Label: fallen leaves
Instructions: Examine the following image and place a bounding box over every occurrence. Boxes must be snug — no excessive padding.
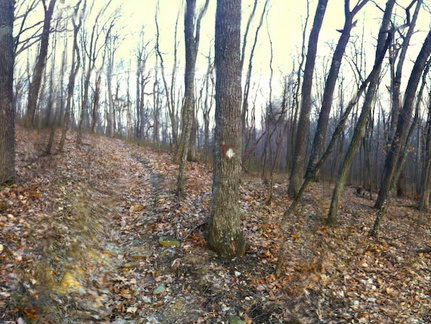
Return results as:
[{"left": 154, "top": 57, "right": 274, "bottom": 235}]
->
[{"left": 2, "top": 127, "right": 431, "bottom": 323}]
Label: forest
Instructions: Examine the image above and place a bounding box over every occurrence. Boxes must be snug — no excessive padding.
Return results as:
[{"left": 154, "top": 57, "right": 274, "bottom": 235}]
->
[{"left": 1, "top": 0, "right": 431, "bottom": 323}]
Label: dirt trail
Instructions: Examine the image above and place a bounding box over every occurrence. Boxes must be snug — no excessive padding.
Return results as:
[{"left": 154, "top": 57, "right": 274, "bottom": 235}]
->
[
  {"left": 2, "top": 133, "right": 234, "bottom": 323},
  {"left": 32, "top": 137, "right": 199, "bottom": 323}
]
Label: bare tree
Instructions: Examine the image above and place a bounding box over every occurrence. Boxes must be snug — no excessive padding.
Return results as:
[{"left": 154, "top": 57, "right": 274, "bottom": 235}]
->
[
  {"left": 105, "top": 31, "right": 120, "bottom": 138},
  {"left": 176, "top": 0, "right": 210, "bottom": 196},
  {"left": 77, "top": 0, "right": 116, "bottom": 143},
  {"left": 420, "top": 78, "right": 431, "bottom": 209},
  {"left": 152, "top": 56, "right": 161, "bottom": 146},
  {"left": 201, "top": 49, "right": 215, "bottom": 160},
  {"left": 135, "top": 29, "right": 151, "bottom": 139},
  {"left": 288, "top": 0, "right": 328, "bottom": 197},
  {"left": 206, "top": 0, "right": 245, "bottom": 259},
  {"left": 327, "top": 0, "right": 396, "bottom": 225},
  {"left": 46, "top": 46, "right": 67, "bottom": 154},
  {"left": 307, "top": 0, "right": 369, "bottom": 177},
  {"left": 0, "top": 0, "right": 15, "bottom": 184},
  {"left": 25, "top": 0, "right": 57, "bottom": 127},
  {"left": 241, "top": 0, "right": 270, "bottom": 143},
  {"left": 91, "top": 72, "right": 102, "bottom": 133},
  {"left": 371, "top": 30, "right": 431, "bottom": 235},
  {"left": 59, "top": 0, "right": 83, "bottom": 151},
  {"left": 275, "top": 32, "right": 392, "bottom": 276},
  {"left": 374, "top": 0, "right": 424, "bottom": 206},
  {"left": 155, "top": 3, "right": 180, "bottom": 148}
]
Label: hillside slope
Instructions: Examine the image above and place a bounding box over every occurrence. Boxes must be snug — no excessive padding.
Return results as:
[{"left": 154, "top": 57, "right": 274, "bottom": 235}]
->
[{"left": 1, "top": 128, "right": 431, "bottom": 323}]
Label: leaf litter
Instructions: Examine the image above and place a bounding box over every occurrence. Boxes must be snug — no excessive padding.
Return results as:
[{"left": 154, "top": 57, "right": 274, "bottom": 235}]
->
[{"left": 1, "top": 127, "right": 431, "bottom": 323}]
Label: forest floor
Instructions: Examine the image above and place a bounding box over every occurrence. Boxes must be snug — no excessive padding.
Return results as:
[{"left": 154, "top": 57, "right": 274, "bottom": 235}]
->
[{"left": 1, "top": 128, "right": 431, "bottom": 323}]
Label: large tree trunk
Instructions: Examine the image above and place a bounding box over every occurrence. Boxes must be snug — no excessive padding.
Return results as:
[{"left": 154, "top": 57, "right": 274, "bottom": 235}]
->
[
  {"left": 206, "top": 0, "right": 245, "bottom": 259},
  {"left": 25, "top": 0, "right": 56, "bottom": 127},
  {"left": 0, "top": 0, "right": 15, "bottom": 184},
  {"left": 288, "top": 0, "right": 328, "bottom": 197}
]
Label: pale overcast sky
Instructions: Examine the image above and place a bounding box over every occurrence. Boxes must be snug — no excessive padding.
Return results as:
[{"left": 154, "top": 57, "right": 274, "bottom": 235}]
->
[{"left": 15, "top": 0, "right": 431, "bottom": 110}]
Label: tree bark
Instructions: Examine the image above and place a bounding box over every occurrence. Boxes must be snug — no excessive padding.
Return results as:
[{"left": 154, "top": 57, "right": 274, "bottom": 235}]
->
[
  {"left": 0, "top": 0, "right": 15, "bottom": 184},
  {"left": 206, "top": 0, "right": 245, "bottom": 259}
]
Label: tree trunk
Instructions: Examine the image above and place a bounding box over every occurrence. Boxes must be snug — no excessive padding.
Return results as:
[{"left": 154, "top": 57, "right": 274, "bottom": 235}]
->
[
  {"left": 0, "top": 0, "right": 15, "bottom": 184},
  {"left": 187, "top": 112, "right": 198, "bottom": 162},
  {"left": 206, "top": 0, "right": 245, "bottom": 259},
  {"left": 59, "top": 2, "right": 82, "bottom": 152},
  {"left": 420, "top": 98, "right": 431, "bottom": 209},
  {"left": 241, "top": 0, "right": 269, "bottom": 149},
  {"left": 106, "top": 52, "right": 115, "bottom": 137},
  {"left": 288, "top": 0, "right": 328, "bottom": 197},
  {"left": 91, "top": 72, "right": 101, "bottom": 133},
  {"left": 176, "top": 0, "right": 209, "bottom": 195},
  {"left": 25, "top": 0, "right": 56, "bottom": 127},
  {"left": 77, "top": 68, "right": 91, "bottom": 144},
  {"left": 155, "top": 5, "right": 179, "bottom": 148}
]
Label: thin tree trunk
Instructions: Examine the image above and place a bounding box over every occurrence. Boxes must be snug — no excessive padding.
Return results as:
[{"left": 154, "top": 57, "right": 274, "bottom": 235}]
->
[
  {"left": 420, "top": 90, "right": 431, "bottom": 209},
  {"left": 59, "top": 2, "right": 82, "bottom": 151},
  {"left": 241, "top": 0, "right": 269, "bottom": 147},
  {"left": 155, "top": 4, "right": 179, "bottom": 148},
  {"left": 288, "top": 0, "right": 328, "bottom": 197},
  {"left": 91, "top": 72, "right": 101, "bottom": 133},
  {"left": 176, "top": 0, "right": 209, "bottom": 196},
  {"left": 25, "top": 0, "right": 56, "bottom": 127}
]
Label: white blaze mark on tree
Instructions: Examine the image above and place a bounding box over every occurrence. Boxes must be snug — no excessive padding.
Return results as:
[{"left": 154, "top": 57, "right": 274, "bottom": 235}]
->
[{"left": 226, "top": 148, "right": 235, "bottom": 159}]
